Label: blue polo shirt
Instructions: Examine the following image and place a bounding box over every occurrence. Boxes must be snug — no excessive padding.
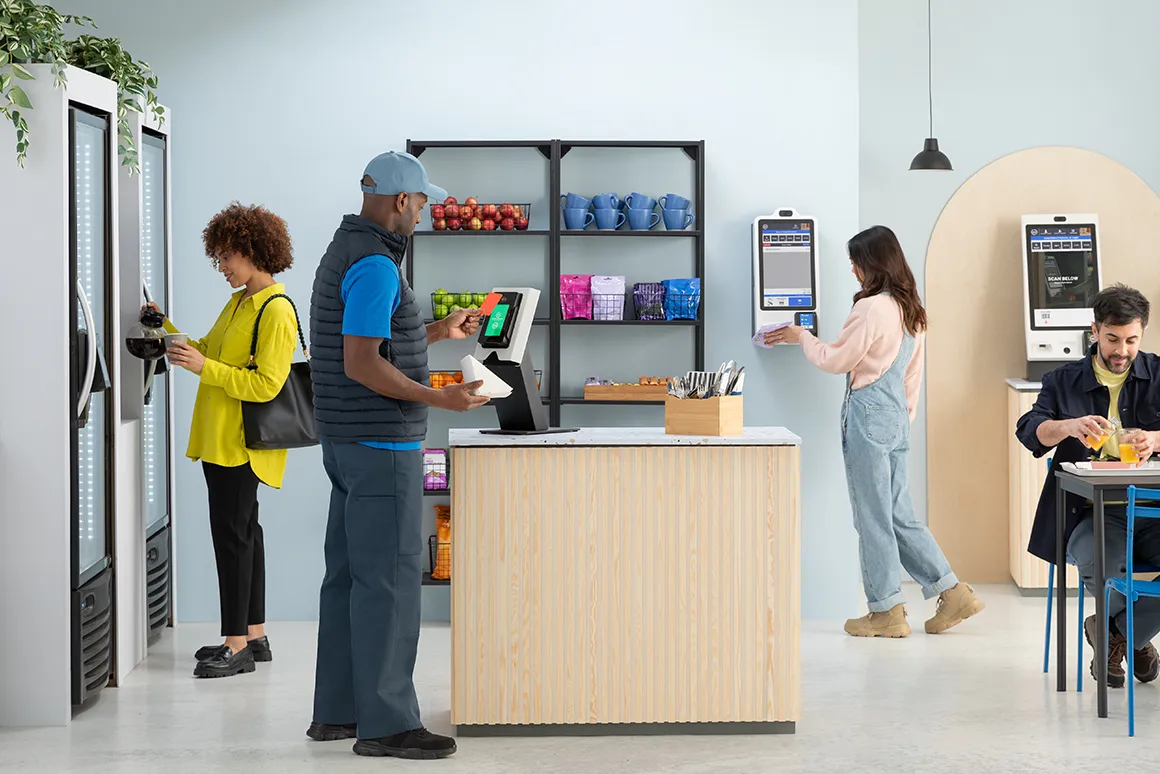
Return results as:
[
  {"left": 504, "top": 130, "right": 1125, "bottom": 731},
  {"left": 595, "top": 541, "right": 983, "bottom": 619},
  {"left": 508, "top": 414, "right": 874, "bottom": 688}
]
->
[{"left": 341, "top": 254, "right": 422, "bottom": 451}]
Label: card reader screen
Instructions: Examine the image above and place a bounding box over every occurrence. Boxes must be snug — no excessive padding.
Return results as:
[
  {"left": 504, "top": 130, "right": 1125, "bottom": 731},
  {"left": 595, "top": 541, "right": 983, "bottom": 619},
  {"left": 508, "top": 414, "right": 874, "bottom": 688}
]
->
[
  {"left": 1026, "top": 223, "right": 1098, "bottom": 330},
  {"left": 485, "top": 304, "right": 510, "bottom": 337},
  {"left": 759, "top": 219, "right": 816, "bottom": 311}
]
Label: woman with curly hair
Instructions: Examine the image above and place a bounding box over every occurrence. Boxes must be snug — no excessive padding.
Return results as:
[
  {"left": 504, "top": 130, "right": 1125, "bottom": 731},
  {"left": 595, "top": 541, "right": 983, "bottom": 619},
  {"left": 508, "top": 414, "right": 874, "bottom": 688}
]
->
[{"left": 150, "top": 201, "right": 299, "bottom": 678}]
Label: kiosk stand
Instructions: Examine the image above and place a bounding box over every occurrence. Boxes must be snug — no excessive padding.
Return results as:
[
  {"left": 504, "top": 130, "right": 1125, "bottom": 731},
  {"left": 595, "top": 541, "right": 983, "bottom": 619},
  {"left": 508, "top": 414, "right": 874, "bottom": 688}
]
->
[
  {"left": 752, "top": 208, "right": 820, "bottom": 343},
  {"left": 468, "top": 287, "right": 577, "bottom": 436},
  {"left": 1021, "top": 213, "right": 1102, "bottom": 380}
]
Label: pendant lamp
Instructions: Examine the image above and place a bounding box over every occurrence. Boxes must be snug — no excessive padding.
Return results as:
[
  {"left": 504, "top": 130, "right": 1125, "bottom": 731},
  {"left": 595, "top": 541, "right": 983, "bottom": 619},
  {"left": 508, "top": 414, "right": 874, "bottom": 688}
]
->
[{"left": 910, "top": 0, "right": 952, "bottom": 171}]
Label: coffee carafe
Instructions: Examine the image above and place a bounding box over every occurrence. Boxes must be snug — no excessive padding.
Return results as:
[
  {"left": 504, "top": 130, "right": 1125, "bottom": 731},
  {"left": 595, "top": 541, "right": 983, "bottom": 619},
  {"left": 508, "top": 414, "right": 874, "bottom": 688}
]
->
[{"left": 125, "top": 308, "right": 168, "bottom": 361}]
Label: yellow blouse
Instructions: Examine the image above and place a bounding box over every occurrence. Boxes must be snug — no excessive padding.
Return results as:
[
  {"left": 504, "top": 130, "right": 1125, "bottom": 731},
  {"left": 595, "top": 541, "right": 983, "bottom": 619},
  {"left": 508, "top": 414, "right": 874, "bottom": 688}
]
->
[{"left": 166, "top": 283, "right": 299, "bottom": 489}]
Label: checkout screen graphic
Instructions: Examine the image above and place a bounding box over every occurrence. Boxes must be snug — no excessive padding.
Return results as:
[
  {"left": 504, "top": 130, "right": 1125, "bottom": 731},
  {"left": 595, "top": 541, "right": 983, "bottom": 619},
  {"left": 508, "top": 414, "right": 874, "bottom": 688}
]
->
[
  {"left": 760, "top": 221, "right": 815, "bottom": 310},
  {"left": 1026, "top": 224, "right": 1098, "bottom": 329}
]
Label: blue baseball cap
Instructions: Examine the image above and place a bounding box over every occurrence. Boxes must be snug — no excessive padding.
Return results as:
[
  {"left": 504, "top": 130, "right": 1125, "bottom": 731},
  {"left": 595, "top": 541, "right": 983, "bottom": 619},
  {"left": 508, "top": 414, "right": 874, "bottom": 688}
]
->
[{"left": 360, "top": 151, "right": 448, "bottom": 203}]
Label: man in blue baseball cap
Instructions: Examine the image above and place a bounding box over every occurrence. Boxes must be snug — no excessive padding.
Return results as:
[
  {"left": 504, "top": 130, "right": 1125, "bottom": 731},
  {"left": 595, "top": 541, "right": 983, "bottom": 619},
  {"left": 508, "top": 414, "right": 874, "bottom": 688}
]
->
[{"left": 306, "top": 151, "right": 488, "bottom": 759}]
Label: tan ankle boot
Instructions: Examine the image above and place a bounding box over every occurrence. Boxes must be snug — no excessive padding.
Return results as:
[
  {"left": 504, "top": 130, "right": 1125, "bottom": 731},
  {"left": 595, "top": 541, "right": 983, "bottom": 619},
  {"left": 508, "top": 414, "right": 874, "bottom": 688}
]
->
[
  {"left": 844, "top": 604, "right": 911, "bottom": 638},
  {"left": 925, "top": 583, "right": 985, "bottom": 634}
]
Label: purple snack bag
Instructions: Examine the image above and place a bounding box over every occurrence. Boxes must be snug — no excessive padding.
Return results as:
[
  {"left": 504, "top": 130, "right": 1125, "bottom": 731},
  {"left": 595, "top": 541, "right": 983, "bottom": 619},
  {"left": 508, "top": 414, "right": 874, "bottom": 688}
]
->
[
  {"left": 561, "top": 274, "right": 594, "bottom": 320},
  {"left": 633, "top": 282, "right": 666, "bottom": 321}
]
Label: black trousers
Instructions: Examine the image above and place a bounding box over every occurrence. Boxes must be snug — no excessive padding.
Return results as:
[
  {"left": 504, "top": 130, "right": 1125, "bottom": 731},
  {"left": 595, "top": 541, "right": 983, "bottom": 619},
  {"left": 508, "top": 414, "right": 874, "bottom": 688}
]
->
[{"left": 203, "top": 462, "right": 265, "bottom": 637}]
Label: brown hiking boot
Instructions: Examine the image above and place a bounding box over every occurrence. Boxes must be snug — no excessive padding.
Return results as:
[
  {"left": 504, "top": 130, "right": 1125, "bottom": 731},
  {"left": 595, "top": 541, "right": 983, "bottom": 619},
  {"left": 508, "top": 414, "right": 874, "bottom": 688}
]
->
[
  {"left": 1133, "top": 642, "right": 1160, "bottom": 683},
  {"left": 924, "top": 583, "right": 985, "bottom": 634},
  {"left": 844, "top": 604, "right": 911, "bottom": 638},
  {"left": 1083, "top": 614, "right": 1127, "bottom": 688}
]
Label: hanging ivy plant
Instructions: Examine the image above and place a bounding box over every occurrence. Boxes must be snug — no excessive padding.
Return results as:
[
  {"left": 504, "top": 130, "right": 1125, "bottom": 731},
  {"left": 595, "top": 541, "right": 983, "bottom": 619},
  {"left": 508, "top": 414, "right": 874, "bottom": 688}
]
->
[
  {"left": 0, "top": 0, "right": 163, "bottom": 173},
  {"left": 66, "top": 34, "right": 163, "bottom": 175}
]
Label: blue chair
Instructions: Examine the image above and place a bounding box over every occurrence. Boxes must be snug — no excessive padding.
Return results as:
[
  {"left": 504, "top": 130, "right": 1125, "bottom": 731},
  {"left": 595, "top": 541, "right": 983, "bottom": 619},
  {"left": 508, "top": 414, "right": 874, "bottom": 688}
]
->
[{"left": 1105, "top": 485, "right": 1160, "bottom": 736}]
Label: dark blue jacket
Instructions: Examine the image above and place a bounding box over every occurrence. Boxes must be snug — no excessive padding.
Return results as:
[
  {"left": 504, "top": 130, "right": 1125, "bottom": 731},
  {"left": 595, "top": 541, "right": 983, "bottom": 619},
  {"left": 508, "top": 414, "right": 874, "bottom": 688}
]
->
[{"left": 1016, "top": 347, "right": 1160, "bottom": 563}]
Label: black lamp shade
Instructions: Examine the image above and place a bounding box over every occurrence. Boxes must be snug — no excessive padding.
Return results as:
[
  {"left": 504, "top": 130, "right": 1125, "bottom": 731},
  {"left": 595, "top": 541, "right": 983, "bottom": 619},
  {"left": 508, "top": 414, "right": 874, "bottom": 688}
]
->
[{"left": 909, "top": 138, "right": 952, "bottom": 171}]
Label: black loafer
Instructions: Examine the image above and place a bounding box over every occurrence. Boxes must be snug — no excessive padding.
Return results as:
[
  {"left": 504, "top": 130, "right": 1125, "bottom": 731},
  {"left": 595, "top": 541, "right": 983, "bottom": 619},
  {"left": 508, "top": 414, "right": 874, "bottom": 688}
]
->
[
  {"left": 353, "top": 728, "right": 457, "bottom": 759},
  {"left": 194, "top": 636, "right": 272, "bottom": 663},
  {"left": 307, "top": 722, "right": 357, "bottom": 741},
  {"left": 193, "top": 646, "right": 255, "bottom": 678}
]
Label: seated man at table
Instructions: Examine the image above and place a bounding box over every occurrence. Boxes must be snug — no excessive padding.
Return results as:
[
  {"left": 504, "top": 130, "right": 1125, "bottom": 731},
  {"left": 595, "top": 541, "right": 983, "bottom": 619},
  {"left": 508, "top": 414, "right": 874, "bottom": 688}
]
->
[{"left": 1016, "top": 284, "right": 1160, "bottom": 688}]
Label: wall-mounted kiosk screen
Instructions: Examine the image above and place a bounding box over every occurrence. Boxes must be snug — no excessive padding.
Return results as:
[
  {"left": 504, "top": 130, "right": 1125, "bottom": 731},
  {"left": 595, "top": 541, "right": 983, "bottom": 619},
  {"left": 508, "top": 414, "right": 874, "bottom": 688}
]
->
[
  {"left": 1026, "top": 222, "right": 1099, "bottom": 330},
  {"left": 759, "top": 220, "right": 816, "bottom": 311}
]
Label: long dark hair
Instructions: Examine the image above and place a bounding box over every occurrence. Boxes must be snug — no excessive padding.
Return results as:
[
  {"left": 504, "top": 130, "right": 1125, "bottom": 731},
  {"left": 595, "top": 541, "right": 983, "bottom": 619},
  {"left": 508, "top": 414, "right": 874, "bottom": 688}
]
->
[{"left": 847, "top": 225, "right": 927, "bottom": 336}]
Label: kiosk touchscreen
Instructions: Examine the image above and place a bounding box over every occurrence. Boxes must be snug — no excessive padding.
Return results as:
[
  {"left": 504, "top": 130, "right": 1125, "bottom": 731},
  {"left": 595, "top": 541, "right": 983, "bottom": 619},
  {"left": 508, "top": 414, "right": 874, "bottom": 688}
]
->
[
  {"left": 1021, "top": 213, "right": 1102, "bottom": 380},
  {"left": 468, "top": 287, "right": 576, "bottom": 436},
  {"left": 752, "top": 208, "right": 820, "bottom": 343}
]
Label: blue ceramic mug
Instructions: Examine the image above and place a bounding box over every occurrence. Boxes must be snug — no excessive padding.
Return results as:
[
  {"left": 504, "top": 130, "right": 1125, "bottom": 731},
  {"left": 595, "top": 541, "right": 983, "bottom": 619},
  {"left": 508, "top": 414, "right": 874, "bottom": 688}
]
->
[
  {"left": 662, "top": 208, "right": 695, "bottom": 231},
  {"left": 592, "top": 192, "right": 620, "bottom": 210},
  {"left": 624, "top": 192, "right": 656, "bottom": 211},
  {"left": 594, "top": 208, "right": 626, "bottom": 230},
  {"left": 560, "top": 193, "right": 591, "bottom": 210},
  {"left": 563, "top": 207, "right": 595, "bottom": 230},
  {"left": 659, "top": 193, "right": 691, "bottom": 210},
  {"left": 626, "top": 208, "right": 661, "bottom": 231}
]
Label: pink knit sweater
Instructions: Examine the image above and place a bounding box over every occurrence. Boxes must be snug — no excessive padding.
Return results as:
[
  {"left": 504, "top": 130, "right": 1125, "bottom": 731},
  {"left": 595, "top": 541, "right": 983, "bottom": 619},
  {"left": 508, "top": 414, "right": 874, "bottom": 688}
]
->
[{"left": 799, "top": 294, "right": 925, "bottom": 421}]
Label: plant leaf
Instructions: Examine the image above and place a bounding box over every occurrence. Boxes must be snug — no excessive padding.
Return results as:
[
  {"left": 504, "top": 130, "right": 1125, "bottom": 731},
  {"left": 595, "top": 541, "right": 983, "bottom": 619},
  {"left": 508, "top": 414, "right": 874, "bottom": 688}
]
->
[
  {"left": 10, "top": 62, "right": 33, "bottom": 80},
  {"left": 9, "top": 85, "right": 32, "bottom": 109},
  {"left": 0, "top": 51, "right": 8, "bottom": 67},
  {"left": 0, "top": 73, "right": 10, "bottom": 92}
]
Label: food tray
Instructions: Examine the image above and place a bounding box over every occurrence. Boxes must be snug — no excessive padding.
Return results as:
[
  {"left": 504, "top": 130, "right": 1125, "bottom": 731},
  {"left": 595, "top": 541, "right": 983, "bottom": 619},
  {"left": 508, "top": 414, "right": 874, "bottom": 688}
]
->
[{"left": 1061, "top": 461, "right": 1160, "bottom": 477}]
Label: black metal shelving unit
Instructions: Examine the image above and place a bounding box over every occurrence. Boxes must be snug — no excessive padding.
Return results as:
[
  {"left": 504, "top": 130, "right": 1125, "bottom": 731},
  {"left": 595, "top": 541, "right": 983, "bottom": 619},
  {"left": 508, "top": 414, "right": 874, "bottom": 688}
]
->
[
  {"left": 407, "top": 139, "right": 704, "bottom": 585},
  {"left": 406, "top": 137, "right": 706, "bottom": 427}
]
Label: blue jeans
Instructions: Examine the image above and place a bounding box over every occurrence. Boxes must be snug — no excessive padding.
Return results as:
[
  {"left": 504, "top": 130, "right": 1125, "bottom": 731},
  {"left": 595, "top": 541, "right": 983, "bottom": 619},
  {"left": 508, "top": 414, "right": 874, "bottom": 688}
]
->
[
  {"left": 842, "top": 399, "right": 958, "bottom": 611},
  {"left": 311, "top": 440, "right": 424, "bottom": 739}
]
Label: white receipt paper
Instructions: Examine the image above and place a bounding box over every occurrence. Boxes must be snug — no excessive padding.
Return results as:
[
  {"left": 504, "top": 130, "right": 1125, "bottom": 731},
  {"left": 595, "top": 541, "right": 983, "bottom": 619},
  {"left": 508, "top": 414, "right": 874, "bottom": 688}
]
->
[
  {"left": 752, "top": 321, "right": 792, "bottom": 349},
  {"left": 460, "top": 355, "right": 513, "bottom": 399}
]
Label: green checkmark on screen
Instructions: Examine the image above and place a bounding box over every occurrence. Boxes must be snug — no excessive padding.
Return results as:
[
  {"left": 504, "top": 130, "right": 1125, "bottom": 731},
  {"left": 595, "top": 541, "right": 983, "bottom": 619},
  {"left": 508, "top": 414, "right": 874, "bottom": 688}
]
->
[{"left": 485, "top": 304, "right": 509, "bottom": 337}]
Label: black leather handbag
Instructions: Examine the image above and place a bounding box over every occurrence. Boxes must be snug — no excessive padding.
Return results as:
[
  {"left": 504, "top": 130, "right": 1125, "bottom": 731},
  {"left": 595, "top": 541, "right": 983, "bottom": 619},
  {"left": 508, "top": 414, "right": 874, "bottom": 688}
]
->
[{"left": 241, "top": 293, "right": 318, "bottom": 450}]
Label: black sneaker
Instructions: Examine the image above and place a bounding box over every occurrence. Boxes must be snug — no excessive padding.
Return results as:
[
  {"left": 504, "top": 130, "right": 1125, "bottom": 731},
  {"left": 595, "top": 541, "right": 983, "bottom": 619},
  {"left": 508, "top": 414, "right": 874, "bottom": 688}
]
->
[
  {"left": 1084, "top": 614, "right": 1127, "bottom": 689},
  {"left": 193, "top": 646, "right": 255, "bottom": 678},
  {"left": 1134, "top": 642, "right": 1160, "bottom": 683},
  {"left": 306, "top": 722, "right": 357, "bottom": 741},
  {"left": 194, "top": 636, "right": 272, "bottom": 663},
  {"left": 353, "top": 728, "right": 457, "bottom": 759}
]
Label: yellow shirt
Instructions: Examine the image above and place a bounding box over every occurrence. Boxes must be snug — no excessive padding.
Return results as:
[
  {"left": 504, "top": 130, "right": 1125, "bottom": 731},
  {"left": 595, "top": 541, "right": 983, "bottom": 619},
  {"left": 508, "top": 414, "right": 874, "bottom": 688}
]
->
[
  {"left": 166, "top": 283, "right": 298, "bottom": 488},
  {"left": 1093, "top": 355, "right": 1129, "bottom": 460}
]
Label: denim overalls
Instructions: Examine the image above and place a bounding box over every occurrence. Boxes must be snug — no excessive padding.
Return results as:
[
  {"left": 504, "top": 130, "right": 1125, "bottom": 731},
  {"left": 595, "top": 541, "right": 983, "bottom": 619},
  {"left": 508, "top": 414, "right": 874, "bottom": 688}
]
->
[{"left": 841, "top": 328, "right": 958, "bottom": 612}]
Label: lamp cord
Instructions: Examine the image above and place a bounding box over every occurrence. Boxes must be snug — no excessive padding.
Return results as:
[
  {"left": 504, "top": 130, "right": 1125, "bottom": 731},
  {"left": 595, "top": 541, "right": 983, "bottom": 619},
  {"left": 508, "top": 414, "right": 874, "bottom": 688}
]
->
[{"left": 927, "top": 0, "right": 934, "bottom": 137}]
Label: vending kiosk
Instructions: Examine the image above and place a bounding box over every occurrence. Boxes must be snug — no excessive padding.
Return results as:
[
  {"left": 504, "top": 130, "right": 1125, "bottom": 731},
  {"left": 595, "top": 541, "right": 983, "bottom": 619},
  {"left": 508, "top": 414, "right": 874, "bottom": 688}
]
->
[
  {"left": 752, "top": 208, "right": 820, "bottom": 343},
  {"left": 1021, "top": 213, "right": 1102, "bottom": 380}
]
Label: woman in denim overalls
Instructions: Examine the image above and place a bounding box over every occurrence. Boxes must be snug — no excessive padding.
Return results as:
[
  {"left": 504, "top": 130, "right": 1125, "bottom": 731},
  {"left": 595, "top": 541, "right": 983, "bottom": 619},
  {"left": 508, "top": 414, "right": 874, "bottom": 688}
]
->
[{"left": 766, "top": 226, "right": 984, "bottom": 637}]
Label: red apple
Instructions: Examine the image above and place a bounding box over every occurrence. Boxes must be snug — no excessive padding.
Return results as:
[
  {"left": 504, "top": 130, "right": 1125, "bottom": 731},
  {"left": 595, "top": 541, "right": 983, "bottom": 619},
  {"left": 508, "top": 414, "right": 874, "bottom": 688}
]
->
[
  {"left": 433, "top": 218, "right": 447, "bottom": 231},
  {"left": 482, "top": 219, "right": 496, "bottom": 231},
  {"left": 513, "top": 205, "right": 524, "bottom": 219},
  {"left": 460, "top": 205, "right": 474, "bottom": 220},
  {"left": 498, "top": 203, "right": 514, "bottom": 219},
  {"left": 500, "top": 217, "right": 515, "bottom": 230},
  {"left": 514, "top": 217, "right": 529, "bottom": 230},
  {"left": 481, "top": 203, "right": 498, "bottom": 218},
  {"left": 465, "top": 196, "right": 479, "bottom": 207},
  {"left": 447, "top": 218, "right": 462, "bottom": 231},
  {"left": 443, "top": 196, "right": 457, "bottom": 206},
  {"left": 467, "top": 217, "right": 483, "bottom": 231},
  {"left": 445, "top": 204, "right": 460, "bottom": 219},
  {"left": 431, "top": 204, "right": 445, "bottom": 219}
]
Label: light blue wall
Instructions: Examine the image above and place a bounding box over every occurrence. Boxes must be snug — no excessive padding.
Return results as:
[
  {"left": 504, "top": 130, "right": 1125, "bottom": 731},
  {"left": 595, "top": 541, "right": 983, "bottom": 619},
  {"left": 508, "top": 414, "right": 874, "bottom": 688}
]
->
[
  {"left": 60, "top": 0, "right": 864, "bottom": 622},
  {"left": 860, "top": 0, "right": 1160, "bottom": 527}
]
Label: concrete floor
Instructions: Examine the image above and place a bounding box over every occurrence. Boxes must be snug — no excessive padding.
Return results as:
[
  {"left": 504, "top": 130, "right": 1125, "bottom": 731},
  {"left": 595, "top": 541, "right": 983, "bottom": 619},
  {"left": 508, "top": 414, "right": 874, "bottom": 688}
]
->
[{"left": 1, "top": 582, "right": 1157, "bottom": 772}]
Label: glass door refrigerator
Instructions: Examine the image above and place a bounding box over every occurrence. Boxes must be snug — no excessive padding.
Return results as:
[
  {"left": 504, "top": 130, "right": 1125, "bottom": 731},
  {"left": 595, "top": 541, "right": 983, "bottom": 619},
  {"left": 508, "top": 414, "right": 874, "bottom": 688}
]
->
[
  {"left": 140, "top": 129, "right": 173, "bottom": 645},
  {"left": 70, "top": 105, "right": 115, "bottom": 706}
]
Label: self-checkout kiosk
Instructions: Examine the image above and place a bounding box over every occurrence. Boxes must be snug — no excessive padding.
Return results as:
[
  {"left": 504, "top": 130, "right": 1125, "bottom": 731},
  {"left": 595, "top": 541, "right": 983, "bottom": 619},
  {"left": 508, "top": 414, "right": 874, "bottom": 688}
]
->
[
  {"left": 752, "top": 208, "right": 820, "bottom": 343},
  {"left": 1021, "top": 213, "right": 1103, "bottom": 380},
  {"left": 462, "top": 287, "right": 576, "bottom": 435}
]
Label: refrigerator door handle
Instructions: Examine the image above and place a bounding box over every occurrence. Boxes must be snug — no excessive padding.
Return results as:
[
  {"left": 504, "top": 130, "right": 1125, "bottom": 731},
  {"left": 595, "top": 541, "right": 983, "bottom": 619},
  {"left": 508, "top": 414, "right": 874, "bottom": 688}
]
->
[
  {"left": 142, "top": 279, "right": 154, "bottom": 306},
  {"left": 77, "top": 279, "right": 97, "bottom": 418}
]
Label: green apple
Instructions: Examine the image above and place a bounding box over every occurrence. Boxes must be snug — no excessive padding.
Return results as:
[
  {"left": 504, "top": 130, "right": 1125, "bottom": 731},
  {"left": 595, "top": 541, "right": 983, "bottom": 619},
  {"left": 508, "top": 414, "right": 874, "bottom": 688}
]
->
[
  {"left": 458, "top": 293, "right": 473, "bottom": 307},
  {"left": 473, "top": 293, "right": 488, "bottom": 306},
  {"left": 449, "top": 304, "right": 462, "bottom": 314},
  {"left": 434, "top": 304, "right": 449, "bottom": 319}
]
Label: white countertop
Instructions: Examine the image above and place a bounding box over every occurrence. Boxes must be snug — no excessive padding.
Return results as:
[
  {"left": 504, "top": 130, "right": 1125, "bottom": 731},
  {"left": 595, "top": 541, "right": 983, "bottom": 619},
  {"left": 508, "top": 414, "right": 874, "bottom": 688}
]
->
[
  {"left": 448, "top": 426, "right": 801, "bottom": 447},
  {"left": 1006, "top": 378, "right": 1043, "bottom": 391}
]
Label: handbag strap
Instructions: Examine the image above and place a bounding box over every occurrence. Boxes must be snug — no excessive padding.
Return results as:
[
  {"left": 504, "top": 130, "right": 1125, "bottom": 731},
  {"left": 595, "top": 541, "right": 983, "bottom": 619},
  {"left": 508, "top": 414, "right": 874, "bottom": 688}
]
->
[{"left": 247, "top": 292, "right": 308, "bottom": 370}]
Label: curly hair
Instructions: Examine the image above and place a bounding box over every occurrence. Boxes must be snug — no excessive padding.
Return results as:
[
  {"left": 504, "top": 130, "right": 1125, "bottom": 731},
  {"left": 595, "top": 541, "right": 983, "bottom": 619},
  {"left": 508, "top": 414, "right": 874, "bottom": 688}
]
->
[{"left": 202, "top": 202, "right": 294, "bottom": 275}]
